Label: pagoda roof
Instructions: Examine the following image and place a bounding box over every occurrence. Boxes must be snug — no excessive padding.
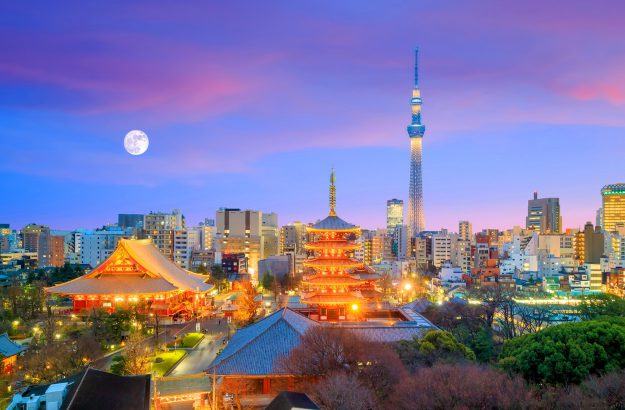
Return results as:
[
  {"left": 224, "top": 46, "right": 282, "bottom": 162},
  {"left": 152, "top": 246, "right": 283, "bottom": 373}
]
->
[
  {"left": 310, "top": 215, "right": 357, "bottom": 231},
  {"left": 305, "top": 240, "right": 359, "bottom": 250},
  {"left": 304, "top": 258, "right": 362, "bottom": 268},
  {"left": 301, "top": 275, "right": 363, "bottom": 286},
  {"left": 301, "top": 291, "right": 364, "bottom": 305},
  {"left": 46, "top": 239, "right": 212, "bottom": 295}
]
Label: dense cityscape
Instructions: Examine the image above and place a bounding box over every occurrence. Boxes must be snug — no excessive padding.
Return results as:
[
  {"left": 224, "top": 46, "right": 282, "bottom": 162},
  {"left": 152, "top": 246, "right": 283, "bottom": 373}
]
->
[{"left": 3, "top": 2, "right": 625, "bottom": 410}]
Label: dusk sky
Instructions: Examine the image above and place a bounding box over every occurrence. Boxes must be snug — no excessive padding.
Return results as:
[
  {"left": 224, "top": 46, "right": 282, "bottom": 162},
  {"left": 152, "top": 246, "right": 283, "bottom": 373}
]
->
[{"left": 2, "top": 1, "right": 625, "bottom": 232}]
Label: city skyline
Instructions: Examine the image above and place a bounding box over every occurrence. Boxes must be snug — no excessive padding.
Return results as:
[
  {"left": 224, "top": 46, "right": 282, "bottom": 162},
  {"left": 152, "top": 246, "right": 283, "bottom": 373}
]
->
[{"left": 2, "top": 1, "right": 625, "bottom": 231}]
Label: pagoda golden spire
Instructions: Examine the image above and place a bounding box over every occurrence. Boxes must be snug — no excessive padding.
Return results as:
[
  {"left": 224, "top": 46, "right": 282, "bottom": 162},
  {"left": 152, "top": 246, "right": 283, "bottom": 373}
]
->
[{"left": 329, "top": 167, "right": 336, "bottom": 216}]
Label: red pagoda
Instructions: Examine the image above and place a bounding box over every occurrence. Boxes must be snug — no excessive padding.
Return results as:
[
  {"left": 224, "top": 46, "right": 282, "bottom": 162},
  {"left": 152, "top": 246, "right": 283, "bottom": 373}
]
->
[{"left": 300, "top": 169, "right": 380, "bottom": 321}]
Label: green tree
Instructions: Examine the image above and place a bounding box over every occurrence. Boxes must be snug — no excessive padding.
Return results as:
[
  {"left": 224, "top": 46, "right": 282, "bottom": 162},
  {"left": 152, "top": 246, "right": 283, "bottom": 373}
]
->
[
  {"left": 261, "top": 272, "right": 273, "bottom": 290},
  {"left": 395, "top": 330, "right": 476, "bottom": 369},
  {"left": 499, "top": 318, "right": 625, "bottom": 385},
  {"left": 579, "top": 294, "right": 625, "bottom": 320}
]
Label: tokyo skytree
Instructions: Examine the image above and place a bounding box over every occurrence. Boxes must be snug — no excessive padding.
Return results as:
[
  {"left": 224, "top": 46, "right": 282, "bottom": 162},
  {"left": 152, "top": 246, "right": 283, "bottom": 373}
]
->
[{"left": 407, "top": 48, "right": 425, "bottom": 236}]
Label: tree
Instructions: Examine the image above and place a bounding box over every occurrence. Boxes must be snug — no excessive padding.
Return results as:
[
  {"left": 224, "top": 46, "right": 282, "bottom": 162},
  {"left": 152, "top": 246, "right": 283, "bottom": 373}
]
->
[
  {"left": 234, "top": 281, "right": 260, "bottom": 325},
  {"left": 278, "top": 326, "right": 404, "bottom": 405},
  {"left": 579, "top": 293, "right": 625, "bottom": 320},
  {"left": 499, "top": 318, "right": 625, "bottom": 385},
  {"left": 395, "top": 330, "right": 476, "bottom": 369},
  {"left": 194, "top": 264, "right": 208, "bottom": 274},
  {"left": 311, "top": 372, "right": 376, "bottom": 410},
  {"left": 390, "top": 364, "right": 535, "bottom": 410},
  {"left": 261, "top": 272, "right": 273, "bottom": 290},
  {"left": 110, "top": 332, "right": 152, "bottom": 375}
]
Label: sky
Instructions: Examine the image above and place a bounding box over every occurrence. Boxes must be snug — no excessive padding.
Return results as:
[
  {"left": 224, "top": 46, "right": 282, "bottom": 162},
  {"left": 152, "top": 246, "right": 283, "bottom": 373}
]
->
[{"left": 2, "top": 1, "right": 625, "bottom": 232}]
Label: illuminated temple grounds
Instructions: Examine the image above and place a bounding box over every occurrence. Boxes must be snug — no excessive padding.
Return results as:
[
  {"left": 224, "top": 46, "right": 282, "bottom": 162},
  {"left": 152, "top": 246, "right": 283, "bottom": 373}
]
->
[{"left": 46, "top": 238, "right": 213, "bottom": 318}]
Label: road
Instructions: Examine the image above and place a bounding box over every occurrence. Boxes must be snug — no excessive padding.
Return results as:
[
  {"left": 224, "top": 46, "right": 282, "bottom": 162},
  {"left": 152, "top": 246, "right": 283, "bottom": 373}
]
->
[
  {"left": 91, "top": 321, "right": 195, "bottom": 371},
  {"left": 168, "top": 317, "right": 228, "bottom": 376}
]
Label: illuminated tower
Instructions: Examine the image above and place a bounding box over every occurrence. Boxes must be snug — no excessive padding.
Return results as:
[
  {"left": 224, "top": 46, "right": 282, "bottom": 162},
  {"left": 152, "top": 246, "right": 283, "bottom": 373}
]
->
[{"left": 407, "top": 48, "right": 426, "bottom": 237}]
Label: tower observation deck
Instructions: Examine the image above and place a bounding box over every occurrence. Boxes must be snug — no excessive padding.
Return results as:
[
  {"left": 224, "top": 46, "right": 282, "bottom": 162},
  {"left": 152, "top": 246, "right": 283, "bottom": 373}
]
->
[{"left": 407, "top": 48, "right": 426, "bottom": 236}]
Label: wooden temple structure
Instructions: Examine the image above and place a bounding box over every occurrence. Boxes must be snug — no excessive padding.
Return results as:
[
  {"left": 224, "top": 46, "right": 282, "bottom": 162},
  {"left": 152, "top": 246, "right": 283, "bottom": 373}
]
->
[
  {"left": 46, "top": 239, "right": 213, "bottom": 318},
  {"left": 300, "top": 169, "right": 381, "bottom": 321}
]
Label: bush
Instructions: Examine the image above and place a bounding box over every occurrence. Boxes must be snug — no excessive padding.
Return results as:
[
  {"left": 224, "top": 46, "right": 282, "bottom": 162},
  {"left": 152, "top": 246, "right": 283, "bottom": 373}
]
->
[
  {"left": 396, "top": 330, "right": 476, "bottom": 369},
  {"left": 499, "top": 319, "right": 625, "bottom": 385}
]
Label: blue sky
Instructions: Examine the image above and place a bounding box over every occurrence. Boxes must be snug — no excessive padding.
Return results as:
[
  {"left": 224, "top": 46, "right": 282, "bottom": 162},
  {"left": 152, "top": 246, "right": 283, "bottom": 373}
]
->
[{"left": 1, "top": 1, "right": 625, "bottom": 231}]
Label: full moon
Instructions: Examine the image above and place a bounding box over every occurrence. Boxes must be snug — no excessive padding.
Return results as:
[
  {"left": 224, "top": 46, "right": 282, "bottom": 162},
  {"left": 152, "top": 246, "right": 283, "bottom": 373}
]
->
[{"left": 124, "top": 130, "right": 149, "bottom": 155}]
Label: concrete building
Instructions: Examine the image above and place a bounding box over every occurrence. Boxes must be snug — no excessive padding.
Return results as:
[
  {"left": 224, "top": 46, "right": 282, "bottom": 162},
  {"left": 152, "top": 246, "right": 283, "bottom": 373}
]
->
[
  {"left": 216, "top": 209, "right": 263, "bottom": 278},
  {"left": 262, "top": 213, "right": 280, "bottom": 259},
  {"left": 22, "top": 224, "right": 49, "bottom": 254},
  {"left": 431, "top": 230, "right": 458, "bottom": 268},
  {"left": 459, "top": 220, "right": 472, "bottom": 242},
  {"left": 142, "top": 209, "right": 184, "bottom": 261},
  {"left": 602, "top": 184, "right": 625, "bottom": 233},
  {"left": 197, "top": 218, "right": 215, "bottom": 250},
  {"left": 80, "top": 226, "right": 134, "bottom": 267},
  {"left": 280, "top": 222, "right": 308, "bottom": 255},
  {"left": 526, "top": 192, "right": 561, "bottom": 234}
]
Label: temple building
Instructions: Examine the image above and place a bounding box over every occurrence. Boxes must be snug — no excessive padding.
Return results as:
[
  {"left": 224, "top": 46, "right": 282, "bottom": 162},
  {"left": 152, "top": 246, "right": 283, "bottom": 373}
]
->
[
  {"left": 46, "top": 239, "right": 213, "bottom": 318},
  {"left": 300, "top": 170, "right": 381, "bottom": 321}
]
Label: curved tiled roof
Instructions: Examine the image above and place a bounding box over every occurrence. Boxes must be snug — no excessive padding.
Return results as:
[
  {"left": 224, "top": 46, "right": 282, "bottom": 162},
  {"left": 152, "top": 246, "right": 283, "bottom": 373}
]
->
[
  {"left": 310, "top": 215, "right": 357, "bottom": 231},
  {"left": 47, "top": 239, "right": 212, "bottom": 295},
  {"left": 208, "top": 308, "right": 317, "bottom": 375}
]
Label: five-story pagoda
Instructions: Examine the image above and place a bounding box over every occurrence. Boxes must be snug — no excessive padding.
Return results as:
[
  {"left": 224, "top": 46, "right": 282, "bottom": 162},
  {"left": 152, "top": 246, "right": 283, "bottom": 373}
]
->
[{"left": 301, "top": 169, "right": 379, "bottom": 321}]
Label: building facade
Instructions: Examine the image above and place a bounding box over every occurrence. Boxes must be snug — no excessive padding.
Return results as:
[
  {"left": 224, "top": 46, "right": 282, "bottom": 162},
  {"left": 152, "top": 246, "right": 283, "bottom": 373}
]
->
[
  {"left": 602, "top": 184, "right": 625, "bottom": 233},
  {"left": 526, "top": 192, "right": 561, "bottom": 234}
]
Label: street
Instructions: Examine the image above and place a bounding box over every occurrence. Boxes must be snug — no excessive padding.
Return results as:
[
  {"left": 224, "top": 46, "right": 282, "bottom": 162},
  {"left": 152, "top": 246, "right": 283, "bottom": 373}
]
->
[{"left": 168, "top": 317, "right": 228, "bottom": 376}]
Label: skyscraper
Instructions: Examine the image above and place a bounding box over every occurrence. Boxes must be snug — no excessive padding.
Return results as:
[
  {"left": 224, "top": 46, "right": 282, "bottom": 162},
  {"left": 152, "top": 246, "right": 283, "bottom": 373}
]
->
[
  {"left": 407, "top": 48, "right": 426, "bottom": 237},
  {"left": 602, "top": 184, "right": 625, "bottom": 233},
  {"left": 386, "top": 199, "right": 404, "bottom": 230},
  {"left": 526, "top": 192, "right": 561, "bottom": 234}
]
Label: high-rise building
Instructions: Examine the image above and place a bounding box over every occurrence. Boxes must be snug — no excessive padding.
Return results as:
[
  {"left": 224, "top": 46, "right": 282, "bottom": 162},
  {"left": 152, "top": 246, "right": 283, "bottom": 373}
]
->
[
  {"left": 280, "top": 222, "right": 308, "bottom": 255},
  {"left": 431, "top": 230, "right": 458, "bottom": 268},
  {"left": 386, "top": 199, "right": 404, "bottom": 231},
  {"left": 80, "top": 226, "right": 134, "bottom": 267},
  {"left": 576, "top": 222, "right": 604, "bottom": 265},
  {"left": 526, "top": 192, "right": 561, "bottom": 234},
  {"left": 261, "top": 213, "right": 280, "bottom": 259},
  {"left": 602, "top": 184, "right": 625, "bottom": 233},
  {"left": 22, "top": 224, "right": 49, "bottom": 254},
  {"left": 459, "top": 221, "right": 472, "bottom": 242},
  {"left": 215, "top": 209, "right": 263, "bottom": 278},
  {"left": 142, "top": 209, "right": 184, "bottom": 260},
  {"left": 117, "top": 214, "right": 144, "bottom": 229},
  {"left": 407, "top": 48, "right": 426, "bottom": 237}
]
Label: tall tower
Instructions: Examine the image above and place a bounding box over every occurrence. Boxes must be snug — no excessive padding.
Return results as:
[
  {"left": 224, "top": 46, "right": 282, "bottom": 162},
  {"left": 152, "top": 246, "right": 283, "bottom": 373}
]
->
[{"left": 407, "top": 48, "right": 426, "bottom": 237}]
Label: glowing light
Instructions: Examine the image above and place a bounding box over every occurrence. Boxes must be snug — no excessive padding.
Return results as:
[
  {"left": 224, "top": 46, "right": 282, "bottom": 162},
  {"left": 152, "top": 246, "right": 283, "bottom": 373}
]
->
[
  {"left": 12, "top": 320, "right": 19, "bottom": 327},
  {"left": 55, "top": 333, "right": 61, "bottom": 340},
  {"left": 351, "top": 304, "right": 359, "bottom": 311},
  {"left": 404, "top": 283, "right": 412, "bottom": 291}
]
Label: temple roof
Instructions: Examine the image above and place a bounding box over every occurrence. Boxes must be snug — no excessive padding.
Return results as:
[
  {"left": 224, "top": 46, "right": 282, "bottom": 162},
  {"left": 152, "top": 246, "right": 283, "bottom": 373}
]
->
[
  {"left": 301, "top": 275, "right": 364, "bottom": 286},
  {"left": 47, "top": 239, "right": 212, "bottom": 295},
  {"left": 310, "top": 215, "right": 357, "bottom": 231},
  {"left": 208, "top": 308, "right": 316, "bottom": 376},
  {"left": 208, "top": 307, "right": 438, "bottom": 376},
  {"left": 0, "top": 333, "right": 26, "bottom": 357},
  {"left": 305, "top": 240, "right": 360, "bottom": 250}
]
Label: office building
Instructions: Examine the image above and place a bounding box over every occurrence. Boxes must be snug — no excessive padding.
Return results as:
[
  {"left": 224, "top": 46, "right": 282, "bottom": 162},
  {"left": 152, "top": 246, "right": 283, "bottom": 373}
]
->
[
  {"left": 117, "top": 214, "right": 144, "bottom": 229},
  {"left": 602, "top": 184, "right": 625, "bottom": 233},
  {"left": 526, "top": 192, "right": 561, "bottom": 234},
  {"left": 459, "top": 221, "right": 472, "bottom": 242},
  {"left": 216, "top": 209, "right": 262, "bottom": 278},
  {"left": 142, "top": 209, "right": 184, "bottom": 260}
]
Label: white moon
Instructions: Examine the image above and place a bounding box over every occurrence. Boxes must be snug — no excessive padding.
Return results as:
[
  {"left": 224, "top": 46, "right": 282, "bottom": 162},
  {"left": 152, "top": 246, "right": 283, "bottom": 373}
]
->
[{"left": 124, "top": 130, "right": 149, "bottom": 155}]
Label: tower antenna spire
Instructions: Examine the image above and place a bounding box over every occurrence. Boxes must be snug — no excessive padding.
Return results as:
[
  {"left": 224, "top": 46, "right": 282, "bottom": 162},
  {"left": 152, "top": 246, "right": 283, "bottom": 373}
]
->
[
  {"left": 414, "top": 47, "right": 419, "bottom": 87},
  {"left": 329, "top": 167, "right": 336, "bottom": 216}
]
